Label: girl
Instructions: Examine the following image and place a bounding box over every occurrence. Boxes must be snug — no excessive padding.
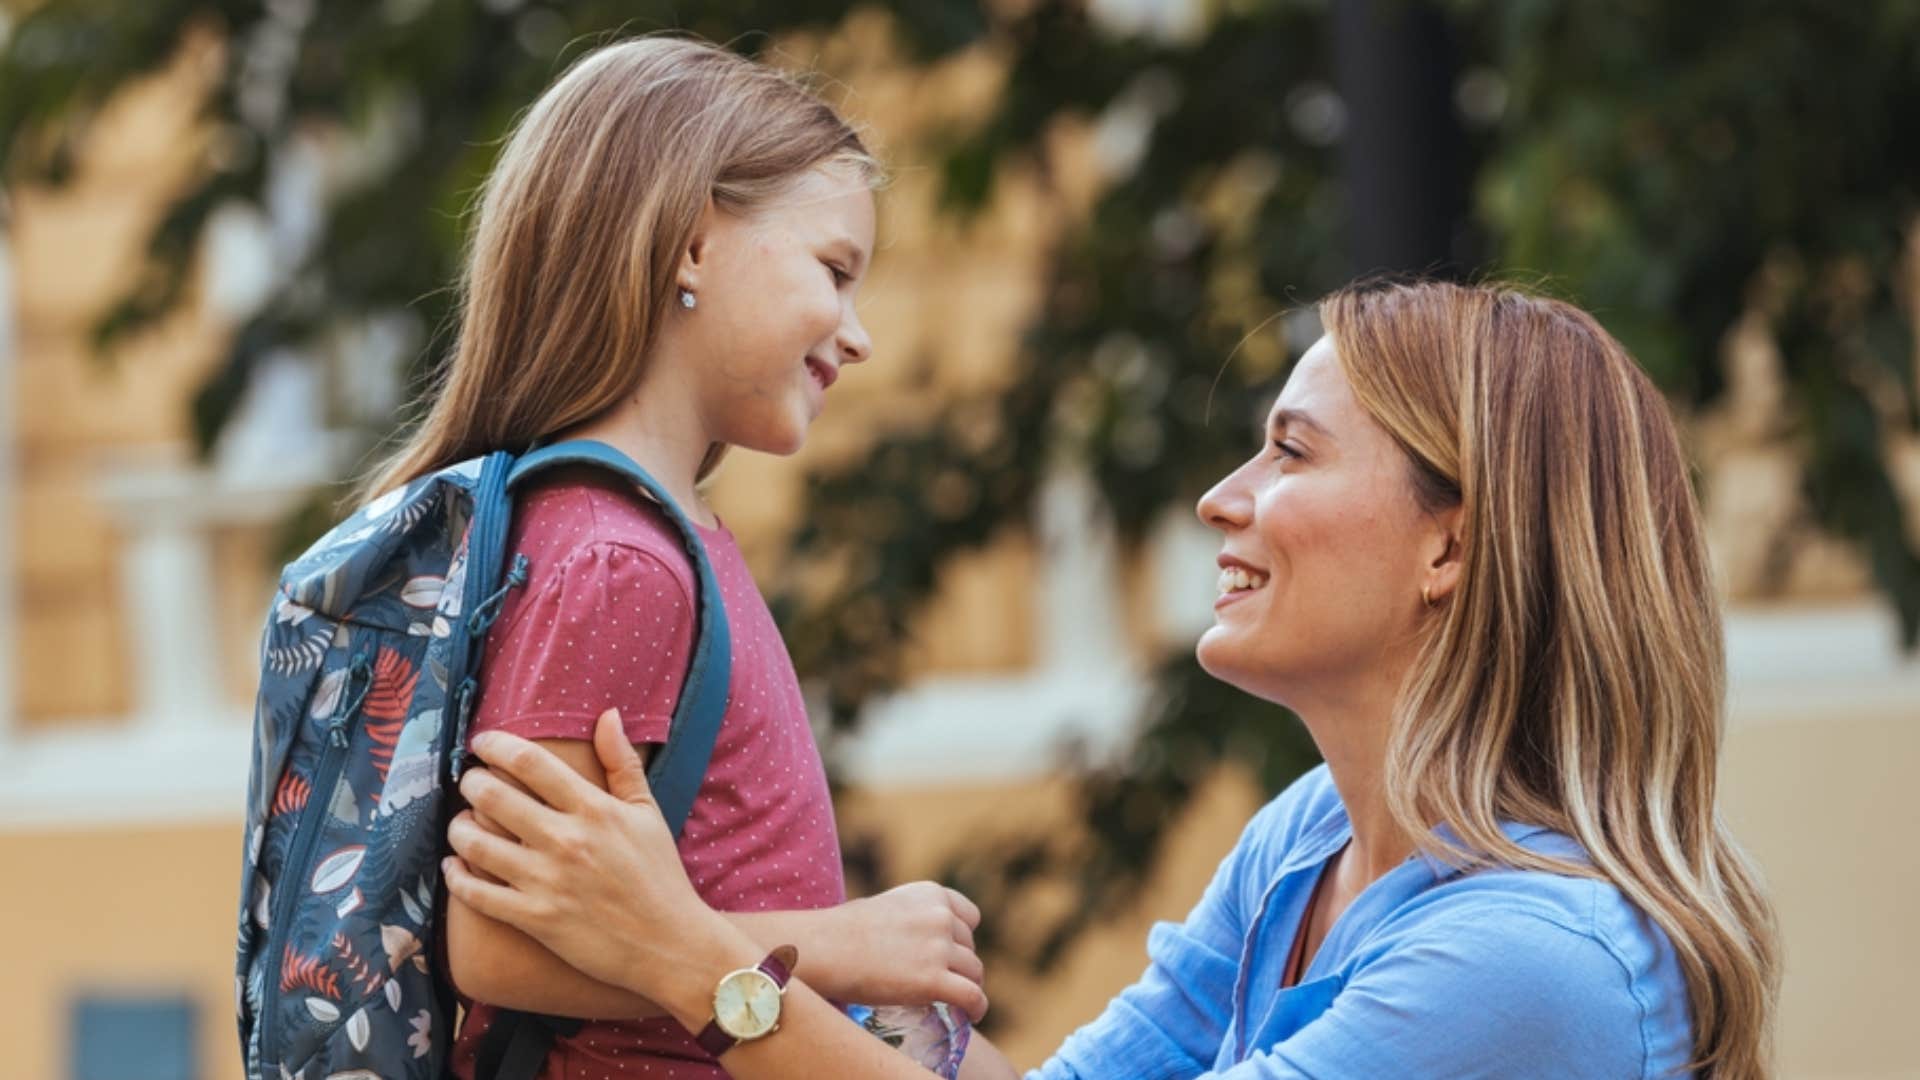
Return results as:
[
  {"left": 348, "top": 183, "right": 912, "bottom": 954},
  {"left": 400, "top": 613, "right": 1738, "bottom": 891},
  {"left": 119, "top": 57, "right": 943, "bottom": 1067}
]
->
[
  {"left": 362, "top": 36, "right": 986, "bottom": 1079},
  {"left": 447, "top": 279, "right": 1783, "bottom": 1078}
]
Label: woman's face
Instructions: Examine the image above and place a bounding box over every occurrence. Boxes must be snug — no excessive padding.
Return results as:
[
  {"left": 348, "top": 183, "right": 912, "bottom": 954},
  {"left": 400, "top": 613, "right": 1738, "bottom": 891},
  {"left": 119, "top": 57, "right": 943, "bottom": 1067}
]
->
[
  {"left": 682, "top": 163, "right": 876, "bottom": 455},
  {"left": 1195, "top": 334, "right": 1456, "bottom": 713}
]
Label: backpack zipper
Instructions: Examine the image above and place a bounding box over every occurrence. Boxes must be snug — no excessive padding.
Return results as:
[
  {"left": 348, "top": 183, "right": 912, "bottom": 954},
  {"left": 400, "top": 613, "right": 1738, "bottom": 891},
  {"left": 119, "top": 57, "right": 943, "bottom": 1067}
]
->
[{"left": 260, "top": 649, "right": 373, "bottom": 1073}]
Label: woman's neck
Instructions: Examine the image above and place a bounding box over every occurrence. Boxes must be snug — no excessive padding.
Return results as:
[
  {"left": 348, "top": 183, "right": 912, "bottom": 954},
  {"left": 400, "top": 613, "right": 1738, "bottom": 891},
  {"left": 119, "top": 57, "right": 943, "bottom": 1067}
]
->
[{"left": 1298, "top": 671, "right": 1418, "bottom": 885}]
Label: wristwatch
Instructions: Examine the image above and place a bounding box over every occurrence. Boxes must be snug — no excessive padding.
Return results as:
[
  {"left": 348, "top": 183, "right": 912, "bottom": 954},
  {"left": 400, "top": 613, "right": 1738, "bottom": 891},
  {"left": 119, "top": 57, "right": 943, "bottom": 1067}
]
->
[{"left": 695, "top": 945, "right": 798, "bottom": 1056}]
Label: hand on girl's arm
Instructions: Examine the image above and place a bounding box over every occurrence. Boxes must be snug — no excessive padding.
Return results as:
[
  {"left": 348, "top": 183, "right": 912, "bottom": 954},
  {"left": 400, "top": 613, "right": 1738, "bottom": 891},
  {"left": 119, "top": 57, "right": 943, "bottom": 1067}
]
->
[
  {"left": 445, "top": 713, "right": 1024, "bottom": 1080},
  {"left": 446, "top": 725, "right": 988, "bottom": 1022},
  {"left": 737, "top": 882, "right": 987, "bottom": 1019}
]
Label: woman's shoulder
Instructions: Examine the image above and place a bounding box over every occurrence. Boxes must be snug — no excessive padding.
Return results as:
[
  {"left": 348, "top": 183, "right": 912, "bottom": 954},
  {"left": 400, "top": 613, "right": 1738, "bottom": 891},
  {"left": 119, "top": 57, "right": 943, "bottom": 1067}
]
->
[{"left": 1370, "top": 840, "right": 1695, "bottom": 1073}]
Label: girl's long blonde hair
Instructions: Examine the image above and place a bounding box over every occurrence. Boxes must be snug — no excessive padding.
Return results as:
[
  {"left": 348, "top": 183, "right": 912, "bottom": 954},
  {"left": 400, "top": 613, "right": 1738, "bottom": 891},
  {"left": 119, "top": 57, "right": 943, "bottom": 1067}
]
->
[
  {"left": 1322, "top": 280, "right": 1779, "bottom": 1078},
  {"left": 363, "top": 36, "right": 876, "bottom": 500}
]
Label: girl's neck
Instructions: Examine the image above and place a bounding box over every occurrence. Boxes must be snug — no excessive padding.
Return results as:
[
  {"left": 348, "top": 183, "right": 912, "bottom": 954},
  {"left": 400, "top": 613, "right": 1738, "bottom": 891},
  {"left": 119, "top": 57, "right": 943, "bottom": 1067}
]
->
[{"left": 560, "top": 376, "right": 720, "bottom": 529}]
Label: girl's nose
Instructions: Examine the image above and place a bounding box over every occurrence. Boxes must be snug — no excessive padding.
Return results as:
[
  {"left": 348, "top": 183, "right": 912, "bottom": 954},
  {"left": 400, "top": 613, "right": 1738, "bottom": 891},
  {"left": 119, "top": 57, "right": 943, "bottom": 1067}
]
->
[
  {"left": 1197, "top": 469, "right": 1253, "bottom": 532},
  {"left": 838, "top": 308, "right": 873, "bottom": 365}
]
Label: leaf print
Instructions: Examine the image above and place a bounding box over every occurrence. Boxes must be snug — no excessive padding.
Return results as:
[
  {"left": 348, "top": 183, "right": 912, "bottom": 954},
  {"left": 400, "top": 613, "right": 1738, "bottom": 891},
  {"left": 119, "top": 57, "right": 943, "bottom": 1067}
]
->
[
  {"left": 308, "top": 668, "right": 348, "bottom": 720},
  {"left": 279, "top": 946, "right": 341, "bottom": 998},
  {"left": 266, "top": 627, "right": 333, "bottom": 676},
  {"left": 415, "top": 876, "right": 433, "bottom": 914},
  {"left": 334, "top": 888, "right": 363, "bottom": 918},
  {"left": 272, "top": 772, "right": 311, "bottom": 817},
  {"left": 384, "top": 979, "right": 402, "bottom": 1011},
  {"left": 384, "top": 491, "right": 436, "bottom": 535},
  {"left": 310, "top": 846, "right": 366, "bottom": 894},
  {"left": 362, "top": 486, "right": 406, "bottom": 522},
  {"left": 400, "top": 575, "right": 446, "bottom": 609},
  {"left": 328, "top": 777, "right": 359, "bottom": 826},
  {"left": 331, "top": 932, "right": 386, "bottom": 996},
  {"left": 304, "top": 997, "right": 340, "bottom": 1024},
  {"left": 366, "top": 715, "right": 404, "bottom": 784},
  {"left": 363, "top": 648, "right": 420, "bottom": 722},
  {"left": 408, "top": 1009, "right": 433, "bottom": 1058},
  {"left": 274, "top": 595, "right": 315, "bottom": 626},
  {"left": 381, "top": 924, "right": 421, "bottom": 971},
  {"left": 400, "top": 889, "right": 425, "bottom": 925},
  {"left": 252, "top": 875, "right": 272, "bottom": 930},
  {"left": 346, "top": 1007, "right": 371, "bottom": 1052}
]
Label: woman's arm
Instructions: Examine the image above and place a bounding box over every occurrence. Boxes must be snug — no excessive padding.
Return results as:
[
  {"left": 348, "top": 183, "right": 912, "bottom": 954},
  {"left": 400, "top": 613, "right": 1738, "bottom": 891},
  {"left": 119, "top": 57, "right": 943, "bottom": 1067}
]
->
[
  {"left": 447, "top": 737, "right": 989, "bottom": 1020},
  {"left": 445, "top": 713, "right": 1017, "bottom": 1080}
]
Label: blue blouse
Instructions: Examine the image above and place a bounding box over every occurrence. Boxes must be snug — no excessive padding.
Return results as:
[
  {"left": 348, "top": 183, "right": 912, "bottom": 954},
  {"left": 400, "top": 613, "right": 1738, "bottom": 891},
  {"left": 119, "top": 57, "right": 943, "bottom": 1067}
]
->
[{"left": 1028, "top": 765, "right": 1695, "bottom": 1079}]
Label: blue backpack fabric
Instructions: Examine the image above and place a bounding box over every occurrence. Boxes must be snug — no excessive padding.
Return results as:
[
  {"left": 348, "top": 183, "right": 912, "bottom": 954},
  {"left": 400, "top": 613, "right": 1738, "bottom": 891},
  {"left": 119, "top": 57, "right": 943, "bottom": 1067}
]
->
[{"left": 234, "top": 440, "right": 733, "bottom": 1080}]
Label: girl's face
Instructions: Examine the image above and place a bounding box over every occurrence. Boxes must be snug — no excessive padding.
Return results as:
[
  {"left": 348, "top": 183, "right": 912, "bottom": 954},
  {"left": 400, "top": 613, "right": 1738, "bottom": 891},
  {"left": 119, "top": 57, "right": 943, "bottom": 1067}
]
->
[
  {"left": 1194, "top": 334, "right": 1457, "bottom": 713},
  {"left": 681, "top": 164, "right": 876, "bottom": 455}
]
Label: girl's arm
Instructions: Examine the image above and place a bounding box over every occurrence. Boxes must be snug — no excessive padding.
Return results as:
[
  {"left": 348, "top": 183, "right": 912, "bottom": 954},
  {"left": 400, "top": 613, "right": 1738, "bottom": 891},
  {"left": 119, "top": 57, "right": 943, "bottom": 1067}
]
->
[
  {"left": 447, "top": 736, "right": 988, "bottom": 1020},
  {"left": 444, "top": 717, "right": 1017, "bottom": 1079}
]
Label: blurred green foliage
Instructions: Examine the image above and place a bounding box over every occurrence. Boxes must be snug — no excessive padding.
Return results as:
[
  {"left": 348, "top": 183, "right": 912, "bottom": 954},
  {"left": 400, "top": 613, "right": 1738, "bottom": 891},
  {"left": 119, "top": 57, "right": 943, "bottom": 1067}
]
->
[{"left": 2, "top": 0, "right": 1915, "bottom": 1000}]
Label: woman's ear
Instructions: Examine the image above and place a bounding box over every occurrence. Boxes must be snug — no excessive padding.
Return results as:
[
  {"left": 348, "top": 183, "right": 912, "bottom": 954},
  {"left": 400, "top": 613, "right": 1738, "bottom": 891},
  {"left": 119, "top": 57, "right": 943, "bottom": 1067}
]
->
[{"left": 1423, "top": 505, "right": 1465, "bottom": 605}]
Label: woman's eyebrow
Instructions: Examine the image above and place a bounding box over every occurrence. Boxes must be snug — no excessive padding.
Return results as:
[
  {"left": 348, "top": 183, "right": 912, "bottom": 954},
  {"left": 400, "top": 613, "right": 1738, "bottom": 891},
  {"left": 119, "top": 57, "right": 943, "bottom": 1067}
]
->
[{"left": 1268, "top": 408, "right": 1330, "bottom": 440}]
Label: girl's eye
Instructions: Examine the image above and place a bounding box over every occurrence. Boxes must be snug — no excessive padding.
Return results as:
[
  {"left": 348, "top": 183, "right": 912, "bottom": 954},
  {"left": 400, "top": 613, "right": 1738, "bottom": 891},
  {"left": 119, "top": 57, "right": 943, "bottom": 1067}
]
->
[
  {"left": 1272, "top": 439, "right": 1304, "bottom": 461},
  {"left": 824, "top": 261, "right": 852, "bottom": 285}
]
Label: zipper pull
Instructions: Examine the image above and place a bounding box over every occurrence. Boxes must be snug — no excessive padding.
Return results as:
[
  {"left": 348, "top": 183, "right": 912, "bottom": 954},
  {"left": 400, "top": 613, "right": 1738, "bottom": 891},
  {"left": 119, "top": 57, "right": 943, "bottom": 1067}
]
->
[{"left": 329, "top": 653, "right": 375, "bottom": 748}]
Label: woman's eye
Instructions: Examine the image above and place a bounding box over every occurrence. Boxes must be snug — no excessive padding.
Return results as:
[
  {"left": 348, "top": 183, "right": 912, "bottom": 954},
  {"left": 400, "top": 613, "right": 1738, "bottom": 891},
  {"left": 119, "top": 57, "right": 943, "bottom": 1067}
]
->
[
  {"left": 1272, "top": 439, "right": 1303, "bottom": 460},
  {"left": 824, "top": 261, "right": 851, "bottom": 285}
]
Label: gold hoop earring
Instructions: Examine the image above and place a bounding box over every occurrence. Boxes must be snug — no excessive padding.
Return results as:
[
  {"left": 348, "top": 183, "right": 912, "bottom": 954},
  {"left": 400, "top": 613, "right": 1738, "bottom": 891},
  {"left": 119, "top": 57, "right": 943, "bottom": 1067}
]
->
[{"left": 1421, "top": 583, "right": 1435, "bottom": 608}]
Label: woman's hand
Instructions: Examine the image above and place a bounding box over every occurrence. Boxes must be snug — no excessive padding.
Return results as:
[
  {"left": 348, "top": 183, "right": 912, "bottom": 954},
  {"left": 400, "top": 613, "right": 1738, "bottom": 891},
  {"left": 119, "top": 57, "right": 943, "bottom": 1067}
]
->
[
  {"left": 443, "top": 708, "right": 754, "bottom": 1024},
  {"left": 819, "top": 882, "right": 988, "bottom": 1021}
]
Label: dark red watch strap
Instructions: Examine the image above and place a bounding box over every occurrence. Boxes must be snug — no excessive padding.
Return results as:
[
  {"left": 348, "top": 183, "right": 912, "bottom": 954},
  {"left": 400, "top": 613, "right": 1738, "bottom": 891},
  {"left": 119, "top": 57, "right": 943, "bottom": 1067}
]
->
[{"left": 695, "top": 950, "right": 795, "bottom": 1057}]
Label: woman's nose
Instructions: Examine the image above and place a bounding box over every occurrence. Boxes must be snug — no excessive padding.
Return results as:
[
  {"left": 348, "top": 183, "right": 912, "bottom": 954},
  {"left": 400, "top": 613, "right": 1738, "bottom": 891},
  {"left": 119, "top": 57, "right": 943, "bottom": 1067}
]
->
[{"left": 1197, "top": 470, "right": 1252, "bottom": 532}]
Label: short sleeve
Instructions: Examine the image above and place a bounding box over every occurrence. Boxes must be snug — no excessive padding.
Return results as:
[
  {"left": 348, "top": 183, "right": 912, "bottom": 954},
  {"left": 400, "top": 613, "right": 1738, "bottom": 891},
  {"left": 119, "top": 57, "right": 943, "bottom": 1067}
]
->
[{"left": 470, "top": 541, "right": 697, "bottom": 747}]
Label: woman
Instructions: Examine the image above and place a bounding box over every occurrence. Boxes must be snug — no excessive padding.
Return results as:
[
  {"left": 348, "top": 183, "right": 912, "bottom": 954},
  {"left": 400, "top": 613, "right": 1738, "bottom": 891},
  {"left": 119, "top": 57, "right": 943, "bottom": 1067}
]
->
[{"left": 442, "top": 280, "right": 1781, "bottom": 1078}]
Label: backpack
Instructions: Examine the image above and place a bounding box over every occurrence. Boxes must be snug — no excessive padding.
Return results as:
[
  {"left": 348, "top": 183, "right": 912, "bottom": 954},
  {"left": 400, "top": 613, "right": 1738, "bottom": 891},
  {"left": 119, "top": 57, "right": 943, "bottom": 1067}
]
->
[{"left": 234, "top": 440, "right": 733, "bottom": 1080}]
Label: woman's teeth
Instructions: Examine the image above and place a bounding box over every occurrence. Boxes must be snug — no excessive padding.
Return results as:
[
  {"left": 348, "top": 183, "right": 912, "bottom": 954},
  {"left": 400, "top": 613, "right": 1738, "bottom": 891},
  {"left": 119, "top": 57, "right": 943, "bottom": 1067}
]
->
[{"left": 1217, "top": 567, "right": 1269, "bottom": 595}]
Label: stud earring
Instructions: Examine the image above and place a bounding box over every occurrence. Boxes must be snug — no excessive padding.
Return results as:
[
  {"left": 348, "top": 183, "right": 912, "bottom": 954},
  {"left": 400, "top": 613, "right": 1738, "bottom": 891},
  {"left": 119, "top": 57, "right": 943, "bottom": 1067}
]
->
[
  {"left": 1422, "top": 583, "right": 1435, "bottom": 608},
  {"left": 679, "top": 288, "right": 696, "bottom": 310}
]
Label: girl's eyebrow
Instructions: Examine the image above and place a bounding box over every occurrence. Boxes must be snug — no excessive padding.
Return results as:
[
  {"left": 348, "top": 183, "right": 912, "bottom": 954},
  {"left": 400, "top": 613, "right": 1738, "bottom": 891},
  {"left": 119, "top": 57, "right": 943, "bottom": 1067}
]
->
[
  {"left": 1268, "top": 407, "right": 1330, "bottom": 440},
  {"left": 826, "top": 236, "right": 868, "bottom": 276}
]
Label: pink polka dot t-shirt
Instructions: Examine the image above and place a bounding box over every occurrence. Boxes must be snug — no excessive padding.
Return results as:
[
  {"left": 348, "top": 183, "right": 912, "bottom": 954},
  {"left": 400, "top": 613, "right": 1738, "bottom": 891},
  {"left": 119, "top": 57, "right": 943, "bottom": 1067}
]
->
[{"left": 450, "top": 466, "right": 845, "bottom": 1079}]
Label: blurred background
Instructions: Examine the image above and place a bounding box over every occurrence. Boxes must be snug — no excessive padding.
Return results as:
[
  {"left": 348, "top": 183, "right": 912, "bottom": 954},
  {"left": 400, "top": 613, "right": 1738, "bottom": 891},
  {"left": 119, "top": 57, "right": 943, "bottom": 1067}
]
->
[{"left": 1, "top": 1, "right": 1916, "bottom": 1077}]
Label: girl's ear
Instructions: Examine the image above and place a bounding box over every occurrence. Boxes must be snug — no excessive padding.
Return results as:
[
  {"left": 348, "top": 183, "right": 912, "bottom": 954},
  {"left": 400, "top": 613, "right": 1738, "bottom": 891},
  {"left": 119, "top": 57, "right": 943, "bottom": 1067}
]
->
[{"left": 678, "top": 198, "right": 717, "bottom": 294}]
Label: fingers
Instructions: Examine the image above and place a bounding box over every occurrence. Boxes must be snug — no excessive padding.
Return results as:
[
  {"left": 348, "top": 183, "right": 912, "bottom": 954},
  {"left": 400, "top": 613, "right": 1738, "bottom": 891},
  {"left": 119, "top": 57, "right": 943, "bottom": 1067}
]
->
[
  {"left": 946, "top": 887, "right": 981, "bottom": 930},
  {"left": 448, "top": 809, "right": 543, "bottom": 887},
  {"left": 949, "top": 941, "right": 985, "bottom": 988},
  {"left": 458, "top": 766, "right": 564, "bottom": 847},
  {"left": 469, "top": 731, "right": 590, "bottom": 814},
  {"left": 443, "top": 854, "right": 542, "bottom": 927},
  {"left": 592, "top": 709, "right": 655, "bottom": 806},
  {"left": 951, "top": 913, "right": 976, "bottom": 952},
  {"left": 941, "top": 971, "right": 990, "bottom": 1023}
]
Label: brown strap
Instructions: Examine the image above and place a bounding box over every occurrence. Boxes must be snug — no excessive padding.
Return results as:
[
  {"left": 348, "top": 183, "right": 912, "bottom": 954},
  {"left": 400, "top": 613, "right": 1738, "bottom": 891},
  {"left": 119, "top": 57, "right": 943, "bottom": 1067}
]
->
[{"left": 1281, "top": 863, "right": 1333, "bottom": 989}]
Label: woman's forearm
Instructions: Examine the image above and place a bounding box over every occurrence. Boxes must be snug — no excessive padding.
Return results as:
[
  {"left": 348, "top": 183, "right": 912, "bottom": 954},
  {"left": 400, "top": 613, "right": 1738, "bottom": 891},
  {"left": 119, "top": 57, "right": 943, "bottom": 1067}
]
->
[{"left": 650, "top": 917, "right": 1023, "bottom": 1080}]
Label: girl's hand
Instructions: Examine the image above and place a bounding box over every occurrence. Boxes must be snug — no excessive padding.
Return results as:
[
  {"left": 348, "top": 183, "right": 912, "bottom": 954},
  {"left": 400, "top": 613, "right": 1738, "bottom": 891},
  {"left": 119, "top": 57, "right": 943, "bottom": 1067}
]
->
[
  {"left": 443, "top": 709, "right": 754, "bottom": 1023},
  {"left": 830, "top": 882, "right": 988, "bottom": 1021}
]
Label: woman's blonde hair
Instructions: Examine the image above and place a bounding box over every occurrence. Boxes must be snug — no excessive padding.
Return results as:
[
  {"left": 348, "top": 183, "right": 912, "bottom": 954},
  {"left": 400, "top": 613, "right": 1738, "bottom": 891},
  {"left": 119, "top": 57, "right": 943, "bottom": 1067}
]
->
[
  {"left": 1322, "top": 279, "right": 1780, "bottom": 1078},
  {"left": 363, "top": 35, "right": 877, "bottom": 499}
]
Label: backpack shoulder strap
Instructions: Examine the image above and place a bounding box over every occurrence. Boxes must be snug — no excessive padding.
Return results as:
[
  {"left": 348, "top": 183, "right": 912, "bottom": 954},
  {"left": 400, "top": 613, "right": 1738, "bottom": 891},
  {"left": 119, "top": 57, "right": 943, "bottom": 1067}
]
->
[{"left": 505, "top": 440, "right": 733, "bottom": 839}]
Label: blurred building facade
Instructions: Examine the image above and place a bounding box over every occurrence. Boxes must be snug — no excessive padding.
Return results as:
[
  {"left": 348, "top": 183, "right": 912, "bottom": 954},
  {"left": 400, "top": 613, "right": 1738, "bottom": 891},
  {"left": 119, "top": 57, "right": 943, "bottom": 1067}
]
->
[{"left": 3, "top": 23, "right": 1917, "bottom": 1080}]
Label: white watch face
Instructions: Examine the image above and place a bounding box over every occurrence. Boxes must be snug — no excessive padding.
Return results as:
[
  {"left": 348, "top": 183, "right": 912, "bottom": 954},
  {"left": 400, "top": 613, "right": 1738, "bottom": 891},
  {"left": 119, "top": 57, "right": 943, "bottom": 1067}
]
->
[{"left": 714, "top": 968, "right": 782, "bottom": 1040}]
